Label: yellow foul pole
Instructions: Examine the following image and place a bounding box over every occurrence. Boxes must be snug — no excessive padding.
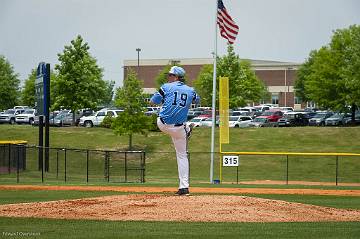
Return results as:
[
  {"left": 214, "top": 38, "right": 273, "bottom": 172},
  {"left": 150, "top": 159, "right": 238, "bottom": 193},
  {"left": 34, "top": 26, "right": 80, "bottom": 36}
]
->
[{"left": 219, "top": 77, "right": 229, "bottom": 182}]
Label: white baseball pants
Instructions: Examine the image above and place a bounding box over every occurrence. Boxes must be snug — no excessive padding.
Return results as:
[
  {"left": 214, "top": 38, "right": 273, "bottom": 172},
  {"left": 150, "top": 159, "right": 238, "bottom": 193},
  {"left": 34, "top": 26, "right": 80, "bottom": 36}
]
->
[{"left": 157, "top": 118, "right": 190, "bottom": 189}]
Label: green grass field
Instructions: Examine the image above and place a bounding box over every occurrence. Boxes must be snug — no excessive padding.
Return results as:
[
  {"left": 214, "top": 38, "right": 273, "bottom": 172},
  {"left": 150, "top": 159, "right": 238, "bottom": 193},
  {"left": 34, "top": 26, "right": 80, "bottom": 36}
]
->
[
  {"left": 1, "top": 124, "right": 360, "bottom": 153},
  {"left": 0, "top": 125, "right": 359, "bottom": 184},
  {"left": 1, "top": 217, "right": 359, "bottom": 239},
  {"left": 0, "top": 125, "right": 360, "bottom": 238}
]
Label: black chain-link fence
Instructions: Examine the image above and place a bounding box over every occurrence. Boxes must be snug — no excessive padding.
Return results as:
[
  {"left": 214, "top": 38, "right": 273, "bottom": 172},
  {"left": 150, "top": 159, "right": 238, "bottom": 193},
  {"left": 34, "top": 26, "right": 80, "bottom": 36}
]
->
[
  {"left": 1, "top": 144, "right": 359, "bottom": 185},
  {"left": 145, "top": 151, "right": 360, "bottom": 185},
  {"left": 0, "top": 144, "right": 145, "bottom": 184}
]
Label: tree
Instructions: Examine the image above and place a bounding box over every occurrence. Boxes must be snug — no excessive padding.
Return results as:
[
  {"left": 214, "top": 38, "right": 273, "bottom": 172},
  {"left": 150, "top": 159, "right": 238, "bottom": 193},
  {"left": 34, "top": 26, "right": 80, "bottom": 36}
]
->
[
  {"left": 193, "top": 64, "right": 214, "bottom": 106},
  {"left": 305, "top": 47, "right": 342, "bottom": 109},
  {"left": 294, "top": 51, "right": 317, "bottom": 103},
  {"left": 21, "top": 69, "right": 36, "bottom": 107},
  {"left": 193, "top": 45, "right": 267, "bottom": 108},
  {"left": 112, "top": 69, "right": 150, "bottom": 149},
  {"left": 21, "top": 68, "right": 58, "bottom": 108},
  {"left": 335, "top": 25, "right": 360, "bottom": 120},
  {"left": 53, "top": 35, "right": 106, "bottom": 123},
  {"left": 0, "top": 55, "right": 20, "bottom": 110},
  {"left": 100, "top": 80, "right": 115, "bottom": 107},
  {"left": 295, "top": 25, "right": 360, "bottom": 122}
]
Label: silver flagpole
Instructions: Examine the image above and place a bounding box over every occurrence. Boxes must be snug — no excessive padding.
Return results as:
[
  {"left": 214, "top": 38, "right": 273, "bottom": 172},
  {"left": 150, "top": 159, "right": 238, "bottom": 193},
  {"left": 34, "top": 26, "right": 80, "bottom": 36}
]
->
[{"left": 210, "top": 0, "right": 218, "bottom": 183}]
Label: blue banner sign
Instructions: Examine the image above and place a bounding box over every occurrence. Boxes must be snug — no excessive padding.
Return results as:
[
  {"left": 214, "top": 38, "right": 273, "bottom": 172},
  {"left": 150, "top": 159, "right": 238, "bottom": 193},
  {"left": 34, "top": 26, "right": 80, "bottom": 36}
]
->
[{"left": 35, "top": 62, "right": 50, "bottom": 116}]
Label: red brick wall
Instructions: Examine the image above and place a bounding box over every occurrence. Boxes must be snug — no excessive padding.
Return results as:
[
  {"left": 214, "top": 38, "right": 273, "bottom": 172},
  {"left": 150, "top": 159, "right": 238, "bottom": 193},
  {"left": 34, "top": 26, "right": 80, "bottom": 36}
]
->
[
  {"left": 124, "top": 64, "right": 298, "bottom": 107},
  {"left": 125, "top": 65, "right": 206, "bottom": 87},
  {"left": 255, "top": 70, "right": 295, "bottom": 87}
]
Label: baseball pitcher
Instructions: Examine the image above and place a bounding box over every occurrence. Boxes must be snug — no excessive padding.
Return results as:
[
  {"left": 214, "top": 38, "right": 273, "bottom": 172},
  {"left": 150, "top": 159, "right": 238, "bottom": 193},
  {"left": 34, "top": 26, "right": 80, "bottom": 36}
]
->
[{"left": 150, "top": 66, "right": 200, "bottom": 196}]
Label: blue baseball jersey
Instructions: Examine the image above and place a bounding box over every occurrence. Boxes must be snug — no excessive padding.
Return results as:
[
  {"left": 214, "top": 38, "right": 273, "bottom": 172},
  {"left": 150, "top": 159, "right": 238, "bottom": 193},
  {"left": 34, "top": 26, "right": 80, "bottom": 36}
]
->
[{"left": 151, "top": 81, "right": 200, "bottom": 124}]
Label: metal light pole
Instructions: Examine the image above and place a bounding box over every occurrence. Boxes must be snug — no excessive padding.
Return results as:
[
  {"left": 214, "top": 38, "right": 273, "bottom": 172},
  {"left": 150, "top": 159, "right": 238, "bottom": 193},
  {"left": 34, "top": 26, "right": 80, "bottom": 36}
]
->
[
  {"left": 136, "top": 48, "right": 141, "bottom": 70},
  {"left": 284, "top": 68, "right": 287, "bottom": 107}
]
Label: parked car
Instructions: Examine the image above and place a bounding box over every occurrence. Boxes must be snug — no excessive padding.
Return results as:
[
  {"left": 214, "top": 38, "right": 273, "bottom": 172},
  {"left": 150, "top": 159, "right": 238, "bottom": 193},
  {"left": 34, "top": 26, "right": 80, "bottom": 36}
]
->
[
  {"left": 277, "top": 112, "right": 308, "bottom": 127},
  {"left": 33, "top": 109, "right": 95, "bottom": 126},
  {"left": 145, "top": 107, "right": 160, "bottom": 116},
  {"left": 76, "top": 109, "right": 94, "bottom": 125},
  {"left": 190, "top": 108, "right": 206, "bottom": 116},
  {"left": 325, "top": 113, "right": 346, "bottom": 126},
  {"left": 302, "top": 111, "right": 317, "bottom": 119},
  {"left": 200, "top": 117, "right": 219, "bottom": 127},
  {"left": 260, "top": 110, "right": 283, "bottom": 122},
  {"left": 51, "top": 109, "right": 93, "bottom": 126},
  {"left": 343, "top": 112, "right": 360, "bottom": 126},
  {"left": 229, "top": 116, "right": 253, "bottom": 128},
  {"left": 33, "top": 111, "right": 60, "bottom": 126},
  {"left": 236, "top": 107, "right": 256, "bottom": 114},
  {"left": 187, "top": 111, "right": 198, "bottom": 120},
  {"left": 186, "top": 117, "right": 209, "bottom": 127},
  {"left": 248, "top": 116, "right": 274, "bottom": 127},
  {"left": 49, "top": 113, "right": 69, "bottom": 126},
  {"left": 254, "top": 105, "right": 272, "bottom": 112},
  {"left": 249, "top": 111, "right": 263, "bottom": 118},
  {"left": 231, "top": 110, "right": 248, "bottom": 116},
  {"left": 79, "top": 109, "right": 123, "bottom": 127},
  {"left": 15, "top": 109, "right": 37, "bottom": 125},
  {"left": 13, "top": 106, "right": 30, "bottom": 110},
  {"left": 279, "top": 107, "right": 294, "bottom": 113},
  {"left": 304, "top": 107, "right": 319, "bottom": 113},
  {"left": 0, "top": 109, "right": 25, "bottom": 124},
  {"left": 308, "top": 112, "right": 333, "bottom": 126},
  {"left": 197, "top": 110, "right": 212, "bottom": 118}
]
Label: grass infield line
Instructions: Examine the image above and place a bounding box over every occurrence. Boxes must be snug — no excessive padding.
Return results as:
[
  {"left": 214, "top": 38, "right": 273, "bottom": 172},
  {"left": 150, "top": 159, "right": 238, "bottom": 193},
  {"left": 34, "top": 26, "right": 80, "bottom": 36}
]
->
[
  {"left": 1, "top": 218, "right": 359, "bottom": 239},
  {"left": 0, "top": 185, "right": 359, "bottom": 196}
]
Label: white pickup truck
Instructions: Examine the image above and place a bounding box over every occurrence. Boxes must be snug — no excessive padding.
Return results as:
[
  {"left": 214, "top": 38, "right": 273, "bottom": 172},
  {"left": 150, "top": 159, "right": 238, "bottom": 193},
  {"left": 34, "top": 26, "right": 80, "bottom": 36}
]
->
[
  {"left": 79, "top": 109, "right": 123, "bottom": 127},
  {"left": 0, "top": 109, "right": 25, "bottom": 124},
  {"left": 15, "top": 109, "right": 37, "bottom": 125}
]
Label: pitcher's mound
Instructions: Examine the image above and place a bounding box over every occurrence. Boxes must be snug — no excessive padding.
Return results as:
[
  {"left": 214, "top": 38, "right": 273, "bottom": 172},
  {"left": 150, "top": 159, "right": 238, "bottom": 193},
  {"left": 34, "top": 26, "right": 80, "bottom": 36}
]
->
[{"left": 1, "top": 194, "right": 360, "bottom": 222}]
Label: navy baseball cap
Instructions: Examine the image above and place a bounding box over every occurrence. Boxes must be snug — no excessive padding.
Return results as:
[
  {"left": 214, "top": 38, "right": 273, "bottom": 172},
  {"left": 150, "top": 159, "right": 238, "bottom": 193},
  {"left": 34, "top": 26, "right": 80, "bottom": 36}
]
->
[{"left": 168, "top": 66, "right": 185, "bottom": 77}]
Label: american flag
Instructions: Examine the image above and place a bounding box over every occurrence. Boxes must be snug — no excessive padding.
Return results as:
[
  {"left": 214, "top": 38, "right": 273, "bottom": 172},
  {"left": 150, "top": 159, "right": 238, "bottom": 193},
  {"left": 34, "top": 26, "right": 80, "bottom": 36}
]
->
[{"left": 217, "top": 0, "right": 239, "bottom": 44}]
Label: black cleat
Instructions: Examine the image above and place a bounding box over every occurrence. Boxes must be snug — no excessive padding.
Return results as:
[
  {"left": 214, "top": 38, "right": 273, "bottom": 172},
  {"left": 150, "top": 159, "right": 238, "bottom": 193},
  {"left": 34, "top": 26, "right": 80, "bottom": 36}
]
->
[
  {"left": 187, "top": 123, "right": 195, "bottom": 139},
  {"left": 174, "top": 188, "right": 190, "bottom": 196}
]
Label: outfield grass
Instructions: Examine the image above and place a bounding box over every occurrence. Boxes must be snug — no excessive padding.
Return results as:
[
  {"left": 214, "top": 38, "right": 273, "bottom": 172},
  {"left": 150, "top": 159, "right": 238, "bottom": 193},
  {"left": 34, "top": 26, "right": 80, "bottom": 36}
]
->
[
  {"left": 0, "top": 125, "right": 360, "bottom": 185},
  {"left": 1, "top": 217, "right": 359, "bottom": 239},
  {"left": 1, "top": 124, "right": 360, "bottom": 153}
]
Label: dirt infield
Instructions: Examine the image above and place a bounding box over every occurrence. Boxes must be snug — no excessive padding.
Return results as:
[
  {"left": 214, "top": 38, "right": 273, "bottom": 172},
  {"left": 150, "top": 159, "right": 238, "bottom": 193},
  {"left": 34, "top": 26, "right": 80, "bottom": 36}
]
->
[
  {"left": 0, "top": 185, "right": 360, "bottom": 222},
  {"left": 1, "top": 194, "right": 360, "bottom": 222}
]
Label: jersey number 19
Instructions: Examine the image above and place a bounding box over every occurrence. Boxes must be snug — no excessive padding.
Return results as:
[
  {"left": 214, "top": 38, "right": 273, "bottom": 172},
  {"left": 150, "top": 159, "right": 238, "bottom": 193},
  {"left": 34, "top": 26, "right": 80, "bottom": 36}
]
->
[{"left": 172, "top": 91, "right": 188, "bottom": 107}]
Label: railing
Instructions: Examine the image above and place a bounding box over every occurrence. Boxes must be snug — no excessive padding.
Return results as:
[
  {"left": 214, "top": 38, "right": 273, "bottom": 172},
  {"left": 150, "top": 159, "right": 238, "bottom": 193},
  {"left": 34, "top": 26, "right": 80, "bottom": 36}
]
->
[
  {"left": 219, "top": 151, "right": 360, "bottom": 185},
  {"left": 1, "top": 146, "right": 359, "bottom": 186},
  {"left": 0, "top": 144, "right": 145, "bottom": 184}
]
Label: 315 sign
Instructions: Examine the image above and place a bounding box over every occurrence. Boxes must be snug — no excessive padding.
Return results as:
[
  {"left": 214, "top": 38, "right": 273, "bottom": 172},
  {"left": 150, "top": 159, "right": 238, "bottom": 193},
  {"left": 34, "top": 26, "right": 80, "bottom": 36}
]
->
[{"left": 222, "top": 155, "right": 239, "bottom": 167}]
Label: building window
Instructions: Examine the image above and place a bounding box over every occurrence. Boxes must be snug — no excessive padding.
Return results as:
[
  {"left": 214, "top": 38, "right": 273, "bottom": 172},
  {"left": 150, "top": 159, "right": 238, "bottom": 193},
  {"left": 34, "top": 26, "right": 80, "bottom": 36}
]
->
[
  {"left": 271, "top": 93, "right": 279, "bottom": 105},
  {"left": 294, "top": 96, "right": 302, "bottom": 104},
  {"left": 260, "top": 99, "right": 266, "bottom": 104},
  {"left": 307, "top": 101, "right": 316, "bottom": 108}
]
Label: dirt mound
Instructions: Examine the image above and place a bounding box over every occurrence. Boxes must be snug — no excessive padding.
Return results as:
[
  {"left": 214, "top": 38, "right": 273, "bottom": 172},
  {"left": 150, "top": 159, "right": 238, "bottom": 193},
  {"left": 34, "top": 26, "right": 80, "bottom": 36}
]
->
[{"left": 1, "top": 194, "right": 360, "bottom": 222}]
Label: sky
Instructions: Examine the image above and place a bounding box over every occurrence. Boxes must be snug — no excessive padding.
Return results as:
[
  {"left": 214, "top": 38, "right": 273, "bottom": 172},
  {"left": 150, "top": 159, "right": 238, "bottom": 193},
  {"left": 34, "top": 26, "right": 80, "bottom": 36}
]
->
[{"left": 1, "top": 0, "right": 359, "bottom": 88}]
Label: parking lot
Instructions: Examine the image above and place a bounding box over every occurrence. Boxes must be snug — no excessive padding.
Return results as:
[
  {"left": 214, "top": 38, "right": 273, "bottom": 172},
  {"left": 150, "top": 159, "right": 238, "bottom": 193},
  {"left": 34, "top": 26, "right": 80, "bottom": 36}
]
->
[
  {"left": 1, "top": 104, "right": 360, "bottom": 128},
  {"left": 186, "top": 105, "right": 360, "bottom": 128}
]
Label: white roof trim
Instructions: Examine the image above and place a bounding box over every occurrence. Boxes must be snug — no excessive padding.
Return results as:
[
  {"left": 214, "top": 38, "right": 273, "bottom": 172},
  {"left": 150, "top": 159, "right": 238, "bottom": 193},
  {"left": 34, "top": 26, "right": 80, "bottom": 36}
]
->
[{"left": 124, "top": 58, "right": 301, "bottom": 68}]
